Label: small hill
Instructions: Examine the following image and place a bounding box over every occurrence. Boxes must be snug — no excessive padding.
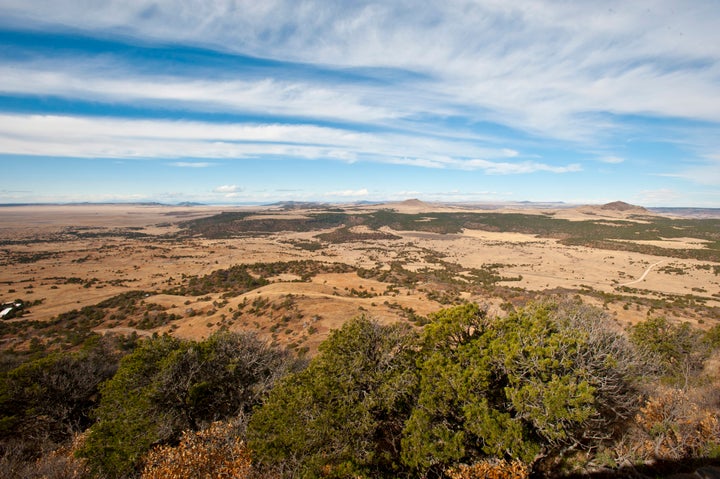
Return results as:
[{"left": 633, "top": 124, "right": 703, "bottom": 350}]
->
[
  {"left": 600, "top": 201, "right": 648, "bottom": 213},
  {"left": 566, "top": 201, "right": 655, "bottom": 221},
  {"left": 399, "top": 198, "right": 428, "bottom": 208}
]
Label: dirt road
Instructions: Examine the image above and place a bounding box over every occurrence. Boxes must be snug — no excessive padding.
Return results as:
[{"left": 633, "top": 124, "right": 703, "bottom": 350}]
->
[{"left": 619, "top": 260, "right": 665, "bottom": 287}]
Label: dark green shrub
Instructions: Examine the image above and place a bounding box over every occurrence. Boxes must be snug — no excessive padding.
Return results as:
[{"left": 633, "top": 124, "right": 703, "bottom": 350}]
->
[
  {"left": 248, "top": 317, "right": 418, "bottom": 478},
  {"left": 79, "top": 332, "right": 295, "bottom": 478},
  {"left": 402, "top": 301, "right": 641, "bottom": 475},
  {"left": 0, "top": 336, "right": 120, "bottom": 445},
  {"left": 629, "top": 316, "right": 710, "bottom": 384}
]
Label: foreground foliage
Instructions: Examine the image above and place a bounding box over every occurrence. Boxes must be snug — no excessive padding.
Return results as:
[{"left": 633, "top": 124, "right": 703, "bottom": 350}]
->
[
  {"left": 78, "top": 331, "right": 297, "bottom": 478},
  {"left": 248, "top": 317, "right": 418, "bottom": 478},
  {"left": 141, "top": 420, "right": 252, "bottom": 479},
  {"left": 0, "top": 336, "right": 119, "bottom": 445},
  {"left": 248, "top": 301, "right": 649, "bottom": 477},
  {"left": 445, "top": 459, "right": 529, "bottom": 479},
  {"left": 629, "top": 315, "right": 711, "bottom": 385},
  {"left": 632, "top": 387, "right": 720, "bottom": 461},
  {"left": 402, "top": 302, "right": 640, "bottom": 474},
  {"left": 3, "top": 298, "right": 720, "bottom": 478}
]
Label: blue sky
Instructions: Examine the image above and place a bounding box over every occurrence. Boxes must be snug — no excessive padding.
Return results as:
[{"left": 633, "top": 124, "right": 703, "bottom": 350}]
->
[{"left": 0, "top": 1, "right": 719, "bottom": 206}]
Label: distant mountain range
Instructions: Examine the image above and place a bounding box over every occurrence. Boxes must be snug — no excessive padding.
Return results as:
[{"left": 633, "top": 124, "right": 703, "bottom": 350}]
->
[
  {"left": 1, "top": 200, "right": 718, "bottom": 218},
  {"left": 647, "top": 207, "right": 720, "bottom": 218}
]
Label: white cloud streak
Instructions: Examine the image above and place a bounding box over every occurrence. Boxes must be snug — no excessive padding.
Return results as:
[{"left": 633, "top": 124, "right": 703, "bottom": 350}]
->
[
  {"left": 214, "top": 185, "right": 242, "bottom": 193},
  {"left": 0, "top": 62, "right": 399, "bottom": 124},
  {"left": 661, "top": 161, "right": 720, "bottom": 186},
  {"left": 598, "top": 156, "right": 625, "bottom": 164},
  {"left": 0, "top": 113, "right": 577, "bottom": 174},
  {"left": 324, "top": 188, "right": 369, "bottom": 197}
]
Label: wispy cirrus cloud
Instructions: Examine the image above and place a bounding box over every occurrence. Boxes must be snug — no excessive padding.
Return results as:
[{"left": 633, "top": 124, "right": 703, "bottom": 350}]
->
[
  {"left": 635, "top": 188, "right": 683, "bottom": 205},
  {"left": 660, "top": 161, "right": 720, "bottom": 186},
  {"left": 0, "top": 62, "right": 400, "bottom": 125},
  {"left": 387, "top": 156, "right": 580, "bottom": 174},
  {"left": 454, "top": 159, "right": 581, "bottom": 175},
  {"left": 0, "top": 113, "right": 577, "bottom": 174},
  {"left": 2, "top": 0, "right": 719, "bottom": 142}
]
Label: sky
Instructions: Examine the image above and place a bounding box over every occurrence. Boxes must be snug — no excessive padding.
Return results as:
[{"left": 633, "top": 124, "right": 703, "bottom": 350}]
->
[{"left": 0, "top": 1, "right": 719, "bottom": 207}]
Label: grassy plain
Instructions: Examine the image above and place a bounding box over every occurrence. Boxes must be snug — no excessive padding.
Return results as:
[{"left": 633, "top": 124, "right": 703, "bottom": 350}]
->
[{"left": 1, "top": 201, "right": 719, "bottom": 355}]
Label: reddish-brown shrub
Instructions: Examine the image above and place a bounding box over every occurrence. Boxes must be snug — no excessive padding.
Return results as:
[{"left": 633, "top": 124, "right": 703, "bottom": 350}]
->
[
  {"left": 446, "top": 459, "right": 530, "bottom": 479},
  {"left": 141, "top": 421, "right": 252, "bottom": 479},
  {"left": 633, "top": 388, "right": 720, "bottom": 460},
  {"left": 0, "top": 434, "right": 90, "bottom": 479}
]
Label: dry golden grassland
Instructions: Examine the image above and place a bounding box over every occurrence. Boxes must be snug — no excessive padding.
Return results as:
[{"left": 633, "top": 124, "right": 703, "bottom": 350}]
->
[{"left": 1, "top": 203, "right": 718, "bottom": 353}]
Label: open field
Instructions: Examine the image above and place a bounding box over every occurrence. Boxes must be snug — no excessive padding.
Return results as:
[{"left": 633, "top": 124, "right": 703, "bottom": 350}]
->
[{"left": 1, "top": 201, "right": 719, "bottom": 354}]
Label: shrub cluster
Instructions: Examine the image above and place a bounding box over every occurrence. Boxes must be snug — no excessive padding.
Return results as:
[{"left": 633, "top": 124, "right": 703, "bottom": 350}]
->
[
  {"left": 248, "top": 301, "right": 654, "bottom": 478},
  {"left": 77, "top": 331, "right": 299, "bottom": 478},
  {"left": 4, "top": 299, "right": 720, "bottom": 478}
]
